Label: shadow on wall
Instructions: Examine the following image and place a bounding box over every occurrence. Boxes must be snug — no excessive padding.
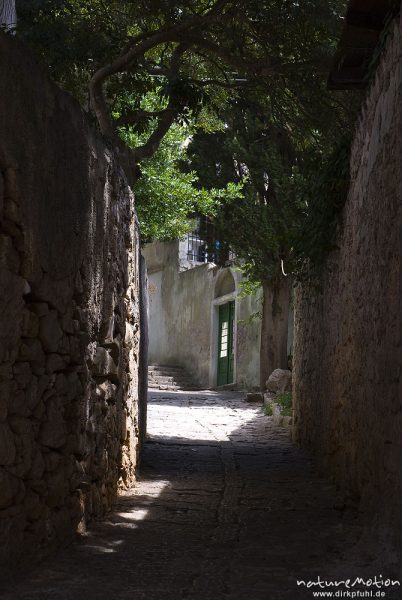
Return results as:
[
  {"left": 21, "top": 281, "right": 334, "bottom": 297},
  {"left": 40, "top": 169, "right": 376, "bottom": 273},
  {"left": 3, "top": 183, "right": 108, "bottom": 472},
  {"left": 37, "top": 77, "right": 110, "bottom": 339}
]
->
[
  {"left": 0, "top": 31, "right": 141, "bottom": 566},
  {"left": 0, "top": 391, "right": 397, "bottom": 599},
  {"left": 293, "top": 8, "right": 402, "bottom": 562}
]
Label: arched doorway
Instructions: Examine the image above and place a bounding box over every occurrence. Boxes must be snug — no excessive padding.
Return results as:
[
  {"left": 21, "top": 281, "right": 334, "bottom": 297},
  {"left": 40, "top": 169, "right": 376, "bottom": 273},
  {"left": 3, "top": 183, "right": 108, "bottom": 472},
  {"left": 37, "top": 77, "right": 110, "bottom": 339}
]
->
[
  {"left": 217, "top": 300, "right": 235, "bottom": 386},
  {"left": 211, "top": 269, "right": 237, "bottom": 387}
]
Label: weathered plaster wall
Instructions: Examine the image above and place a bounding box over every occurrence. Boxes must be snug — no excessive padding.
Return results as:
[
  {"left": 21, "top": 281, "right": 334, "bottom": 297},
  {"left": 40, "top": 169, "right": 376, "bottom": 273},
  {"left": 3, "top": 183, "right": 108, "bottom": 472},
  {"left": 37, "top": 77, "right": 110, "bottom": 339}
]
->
[
  {"left": 0, "top": 33, "right": 140, "bottom": 564},
  {"left": 236, "top": 290, "right": 262, "bottom": 388},
  {"left": 293, "top": 14, "right": 402, "bottom": 552},
  {"left": 143, "top": 240, "right": 261, "bottom": 389}
]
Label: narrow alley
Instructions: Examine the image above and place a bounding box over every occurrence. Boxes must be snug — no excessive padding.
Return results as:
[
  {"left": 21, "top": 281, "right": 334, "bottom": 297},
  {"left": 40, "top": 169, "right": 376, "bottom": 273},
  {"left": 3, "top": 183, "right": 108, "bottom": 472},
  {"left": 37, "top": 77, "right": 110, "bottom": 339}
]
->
[
  {"left": 0, "top": 391, "right": 385, "bottom": 600},
  {"left": 1, "top": 2, "right": 402, "bottom": 597}
]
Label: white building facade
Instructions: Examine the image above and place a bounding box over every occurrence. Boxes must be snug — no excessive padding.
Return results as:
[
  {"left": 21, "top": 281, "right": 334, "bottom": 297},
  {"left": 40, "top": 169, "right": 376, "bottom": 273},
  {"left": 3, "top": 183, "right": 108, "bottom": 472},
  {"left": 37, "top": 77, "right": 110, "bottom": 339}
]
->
[{"left": 142, "top": 237, "right": 262, "bottom": 390}]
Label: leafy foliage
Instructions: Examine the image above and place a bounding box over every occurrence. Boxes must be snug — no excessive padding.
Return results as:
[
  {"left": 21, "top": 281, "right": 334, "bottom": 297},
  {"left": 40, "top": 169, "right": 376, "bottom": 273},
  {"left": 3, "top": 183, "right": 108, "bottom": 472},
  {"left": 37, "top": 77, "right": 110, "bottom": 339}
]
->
[
  {"left": 187, "top": 90, "right": 357, "bottom": 286},
  {"left": 290, "top": 135, "right": 352, "bottom": 282},
  {"left": 17, "top": 0, "right": 349, "bottom": 165},
  {"left": 116, "top": 89, "right": 242, "bottom": 241},
  {"left": 263, "top": 392, "right": 292, "bottom": 417},
  {"left": 263, "top": 403, "right": 273, "bottom": 417},
  {"left": 275, "top": 391, "right": 293, "bottom": 417},
  {"left": 16, "top": 0, "right": 358, "bottom": 263},
  {"left": 132, "top": 120, "right": 241, "bottom": 241}
]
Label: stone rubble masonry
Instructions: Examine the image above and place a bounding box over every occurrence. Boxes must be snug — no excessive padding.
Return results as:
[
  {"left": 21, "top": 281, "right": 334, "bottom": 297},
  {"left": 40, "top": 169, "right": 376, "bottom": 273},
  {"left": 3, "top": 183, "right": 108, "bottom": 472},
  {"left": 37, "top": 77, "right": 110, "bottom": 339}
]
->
[
  {"left": 265, "top": 368, "right": 292, "bottom": 394},
  {"left": 293, "top": 12, "right": 402, "bottom": 556},
  {"left": 0, "top": 32, "right": 141, "bottom": 565}
]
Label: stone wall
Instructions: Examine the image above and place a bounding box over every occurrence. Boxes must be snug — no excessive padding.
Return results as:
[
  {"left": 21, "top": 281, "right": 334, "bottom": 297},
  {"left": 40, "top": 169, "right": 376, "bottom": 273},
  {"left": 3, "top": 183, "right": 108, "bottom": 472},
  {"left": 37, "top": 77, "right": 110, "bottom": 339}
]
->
[
  {"left": 0, "top": 33, "right": 140, "bottom": 564},
  {"left": 293, "top": 13, "right": 402, "bottom": 553}
]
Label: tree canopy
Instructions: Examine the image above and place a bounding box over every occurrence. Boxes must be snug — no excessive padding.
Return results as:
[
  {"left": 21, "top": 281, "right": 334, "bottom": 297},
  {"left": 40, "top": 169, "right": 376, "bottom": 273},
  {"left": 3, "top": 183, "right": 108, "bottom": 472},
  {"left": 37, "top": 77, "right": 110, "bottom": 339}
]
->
[
  {"left": 187, "top": 84, "right": 357, "bottom": 285},
  {"left": 18, "top": 0, "right": 347, "bottom": 166},
  {"left": 17, "top": 0, "right": 358, "bottom": 271}
]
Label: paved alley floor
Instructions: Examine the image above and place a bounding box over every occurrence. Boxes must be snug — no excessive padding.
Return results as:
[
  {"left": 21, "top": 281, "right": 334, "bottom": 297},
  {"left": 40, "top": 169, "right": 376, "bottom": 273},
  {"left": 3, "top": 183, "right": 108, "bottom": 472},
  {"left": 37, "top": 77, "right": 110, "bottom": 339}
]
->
[{"left": 0, "top": 391, "right": 392, "bottom": 600}]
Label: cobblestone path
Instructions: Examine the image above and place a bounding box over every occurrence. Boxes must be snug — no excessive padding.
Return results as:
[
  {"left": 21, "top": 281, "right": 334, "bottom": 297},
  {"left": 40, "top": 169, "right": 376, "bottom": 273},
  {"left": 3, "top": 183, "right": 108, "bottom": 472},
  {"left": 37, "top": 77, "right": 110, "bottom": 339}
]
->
[{"left": 0, "top": 391, "right": 384, "bottom": 600}]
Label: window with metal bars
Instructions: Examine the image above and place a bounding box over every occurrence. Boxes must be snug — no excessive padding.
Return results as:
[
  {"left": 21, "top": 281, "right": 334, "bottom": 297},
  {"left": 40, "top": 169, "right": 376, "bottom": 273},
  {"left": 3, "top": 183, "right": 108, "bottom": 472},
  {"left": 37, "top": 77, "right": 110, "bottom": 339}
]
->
[{"left": 186, "top": 216, "right": 232, "bottom": 265}]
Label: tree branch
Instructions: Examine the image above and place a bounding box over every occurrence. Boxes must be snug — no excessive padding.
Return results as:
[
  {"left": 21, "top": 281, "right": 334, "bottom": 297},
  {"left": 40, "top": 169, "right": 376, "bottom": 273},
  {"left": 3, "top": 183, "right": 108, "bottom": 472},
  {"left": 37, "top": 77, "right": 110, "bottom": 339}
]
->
[
  {"left": 89, "top": 2, "right": 233, "bottom": 139},
  {"left": 116, "top": 108, "right": 169, "bottom": 128},
  {"left": 182, "top": 34, "right": 279, "bottom": 76},
  {"left": 191, "top": 77, "right": 248, "bottom": 89},
  {"left": 133, "top": 103, "right": 178, "bottom": 162},
  {"left": 129, "top": 44, "right": 189, "bottom": 162}
]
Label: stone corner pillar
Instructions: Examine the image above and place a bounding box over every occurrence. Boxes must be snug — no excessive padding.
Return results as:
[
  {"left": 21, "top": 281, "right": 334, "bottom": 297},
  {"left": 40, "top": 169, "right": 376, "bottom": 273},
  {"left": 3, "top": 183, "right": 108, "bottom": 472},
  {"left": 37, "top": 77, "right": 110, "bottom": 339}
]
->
[{"left": 138, "top": 253, "right": 149, "bottom": 452}]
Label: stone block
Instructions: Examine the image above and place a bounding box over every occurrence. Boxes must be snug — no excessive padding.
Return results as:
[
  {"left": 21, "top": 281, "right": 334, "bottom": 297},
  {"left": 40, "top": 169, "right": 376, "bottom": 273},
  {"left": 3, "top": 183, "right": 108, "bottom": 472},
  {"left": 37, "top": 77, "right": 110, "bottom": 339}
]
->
[
  {"left": 0, "top": 270, "right": 27, "bottom": 362},
  {"left": 66, "top": 372, "right": 83, "bottom": 402},
  {"left": 96, "top": 381, "right": 117, "bottom": 403},
  {"left": 32, "top": 276, "right": 72, "bottom": 315},
  {"left": 0, "top": 422, "right": 16, "bottom": 465},
  {"left": 39, "top": 311, "right": 63, "bottom": 353},
  {"left": 92, "top": 347, "right": 118, "bottom": 379},
  {"left": 26, "top": 376, "right": 40, "bottom": 411},
  {"left": 37, "top": 374, "right": 50, "bottom": 398},
  {"left": 9, "top": 416, "right": 32, "bottom": 435},
  {"left": 33, "top": 399, "right": 45, "bottom": 421},
  {"left": 58, "top": 334, "right": 71, "bottom": 355},
  {"left": 18, "top": 339, "right": 46, "bottom": 367},
  {"left": 0, "top": 364, "right": 12, "bottom": 380},
  {"left": 46, "top": 353, "right": 67, "bottom": 374},
  {"left": 28, "top": 449, "right": 45, "bottom": 481},
  {"left": 8, "top": 390, "right": 30, "bottom": 418},
  {"left": 3, "top": 167, "right": 19, "bottom": 200},
  {"left": 29, "top": 303, "right": 49, "bottom": 318},
  {"left": 13, "top": 362, "right": 32, "bottom": 388},
  {"left": 55, "top": 373, "right": 68, "bottom": 395},
  {"left": 0, "top": 468, "right": 17, "bottom": 509},
  {"left": 0, "top": 170, "right": 3, "bottom": 218},
  {"left": 61, "top": 313, "right": 75, "bottom": 334},
  {"left": 0, "top": 382, "right": 12, "bottom": 421},
  {"left": 0, "top": 400, "right": 7, "bottom": 423},
  {"left": 0, "top": 234, "right": 20, "bottom": 272},
  {"left": 46, "top": 469, "right": 68, "bottom": 508},
  {"left": 21, "top": 309, "right": 39, "bottom": 338},
  {"left": 245, "top": 392, "right": 264, "bottom": 403},
  {"left": 282, "top": 416, "right": 293, "bottom": 429},
  {"left": 23, "top": 490, "right": 43, "bottom": 522},
  {"left": 4, "top": 198, "right": 20, "bottom": 224},
  {"left": 266, "top": 369, "right": 292, "bottom": 393},
  {"left": 263, "top": 391, "right": 275, "bottom": 405},
  {"left": 39, "top": 397, "right": 67, "bottom": 449},
  {"left": 2, "top": 218, "right": 22, "bottom": 239},
  {"left": 13, "top": 431, "right": 34, "bottom": 477}
]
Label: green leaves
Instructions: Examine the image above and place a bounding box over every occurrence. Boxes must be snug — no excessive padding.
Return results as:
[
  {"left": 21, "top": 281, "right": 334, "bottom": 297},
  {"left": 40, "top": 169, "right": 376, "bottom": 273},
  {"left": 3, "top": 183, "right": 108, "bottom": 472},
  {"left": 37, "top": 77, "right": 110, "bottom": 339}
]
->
[
  {"left": 17, "top": 0, "right": 356, "bottom": 275},
  {"left": 187, "top": 88, "right": 355, "bottom": 287},
  {"left": 290, "top": 135, "right": 351, "bottom": 283},
  {"left": 127, "top": 96, "right": 242, "bottom": 241}
]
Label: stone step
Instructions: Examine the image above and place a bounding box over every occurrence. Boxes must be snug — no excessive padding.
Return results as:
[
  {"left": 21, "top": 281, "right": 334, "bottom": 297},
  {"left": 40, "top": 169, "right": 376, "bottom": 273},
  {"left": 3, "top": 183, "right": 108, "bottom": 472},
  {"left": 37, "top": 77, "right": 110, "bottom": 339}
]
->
[
  {"left": 149, "top": 375, "right": 195, "bottom": 384},
  {"left": 149, "top": 387, "right": 201, "bottom": 392},
  {"left": 148, "top": 364, "right": 200, "bottom": 391},
  {"left": 149, "top": 384, "right": 180, "bottom": 391},
  {"left": 149, "top": 379, "right": 199, "bottom": 388},
  {"left": 148, "top": 365, "right": 184, "bottom": 371},
  {"left": 148, "top": 367, "right": 185, "bottom": 375},
  {"left": 148, "top": 375, "right": 176, "bottom": 384}
]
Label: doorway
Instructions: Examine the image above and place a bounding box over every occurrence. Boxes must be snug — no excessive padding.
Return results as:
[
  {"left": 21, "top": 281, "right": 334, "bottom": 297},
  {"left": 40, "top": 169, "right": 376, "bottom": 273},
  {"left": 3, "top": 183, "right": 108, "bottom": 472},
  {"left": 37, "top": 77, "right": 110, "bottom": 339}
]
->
[{"left": 217, "top": 301, "right": 235, "bottom": 386}]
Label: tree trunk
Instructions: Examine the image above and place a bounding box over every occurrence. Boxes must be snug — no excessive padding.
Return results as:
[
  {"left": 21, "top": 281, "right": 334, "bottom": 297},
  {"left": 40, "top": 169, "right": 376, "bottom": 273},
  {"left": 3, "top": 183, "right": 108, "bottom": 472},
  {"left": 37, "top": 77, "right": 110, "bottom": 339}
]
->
[
  {"left": 0, "top": 0, "right": 16, "bottom": 31},
  {"left": 259, "top": 276, "right": 292, "bottom": 389}
]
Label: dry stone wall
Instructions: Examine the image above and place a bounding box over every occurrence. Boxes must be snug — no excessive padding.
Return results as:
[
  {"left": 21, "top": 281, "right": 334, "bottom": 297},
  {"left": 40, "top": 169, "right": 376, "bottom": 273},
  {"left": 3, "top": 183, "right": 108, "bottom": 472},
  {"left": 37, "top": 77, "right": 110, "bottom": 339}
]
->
[
  {"left": 293, "top": 13, "right": 402, "bottom": 554},
  {"left": 0, "top": 33, "right": 140, "bottom": 564}
]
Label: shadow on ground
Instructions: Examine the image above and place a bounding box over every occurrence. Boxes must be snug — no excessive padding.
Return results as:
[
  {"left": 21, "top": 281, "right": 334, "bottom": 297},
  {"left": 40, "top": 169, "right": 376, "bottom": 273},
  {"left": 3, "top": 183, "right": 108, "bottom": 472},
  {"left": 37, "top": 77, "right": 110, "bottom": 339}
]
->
[{"left": 0, "top": 391, "right": 398, "bottom": 600}]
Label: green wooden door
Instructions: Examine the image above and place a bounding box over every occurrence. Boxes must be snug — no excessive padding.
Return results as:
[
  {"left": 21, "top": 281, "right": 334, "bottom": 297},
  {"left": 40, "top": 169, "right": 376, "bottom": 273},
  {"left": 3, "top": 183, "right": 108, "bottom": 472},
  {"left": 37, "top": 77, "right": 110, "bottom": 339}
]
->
[{"left": 217, "top": 301, "right": 235, "bottom": 386}]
